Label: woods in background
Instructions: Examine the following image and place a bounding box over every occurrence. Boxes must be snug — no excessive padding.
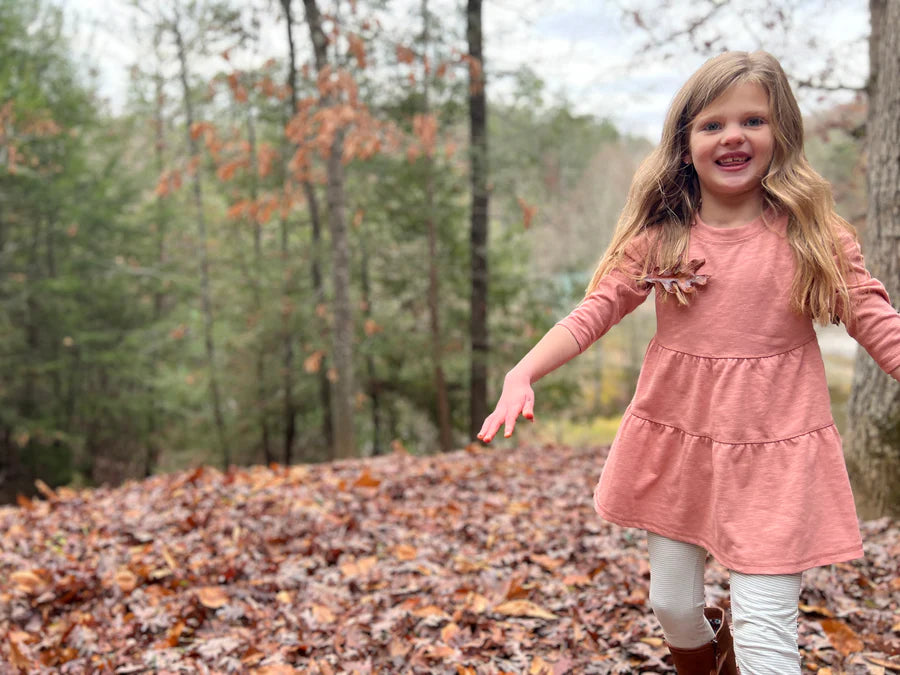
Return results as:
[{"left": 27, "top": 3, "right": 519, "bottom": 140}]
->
[{"left": 0, "top": 0, "right": 896, "bottom": 518}]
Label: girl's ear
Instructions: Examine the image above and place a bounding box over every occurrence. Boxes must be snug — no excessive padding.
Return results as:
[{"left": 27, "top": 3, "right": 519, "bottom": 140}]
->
[{"left": 682, "top": 153, "right": 692, "bottom": 165}]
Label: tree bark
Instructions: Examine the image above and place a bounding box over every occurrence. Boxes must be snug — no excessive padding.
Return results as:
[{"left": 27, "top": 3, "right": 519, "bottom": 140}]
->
[
  {"left": 845, "top": 0, "right": 900, "bottom": 518},
  {"left": 305, "top": 179, "right": 334, "bottom": 456},
  {"left": 172, "top": 14, "right": 230, "bottom": 469},
  {"left": 246, "top": 106, "right": 273, "bottom": 466},
  {"left": 467, "top": 0, "right": 489, "bottom": 440},
  {"left": 278, "top": 0, "right": 298, "bottom": 464},
  {"left": 359, "top": 233, "right": 383, "bottom": 455},
  {"left": 422, "top": 0, "right": 453, "bottom": 452},
  {"left": 302, "top": 0, "right": 356, "bottom": 459},
  {"left": 281, "top": 0, "right": 332, "bottom": 459},
  {"left": 146, "top": 66, "right": 166, "bottom": 478}
]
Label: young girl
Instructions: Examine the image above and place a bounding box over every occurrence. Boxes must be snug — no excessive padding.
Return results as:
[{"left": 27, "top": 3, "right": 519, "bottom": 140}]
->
[{"left": 477, "top": 51, "right": 900, "bottom": 674}]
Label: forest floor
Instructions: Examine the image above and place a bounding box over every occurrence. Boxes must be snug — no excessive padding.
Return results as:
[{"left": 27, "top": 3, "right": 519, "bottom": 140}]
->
[{"left": 1, "top": 442, "right": 898, "bottom": 674}]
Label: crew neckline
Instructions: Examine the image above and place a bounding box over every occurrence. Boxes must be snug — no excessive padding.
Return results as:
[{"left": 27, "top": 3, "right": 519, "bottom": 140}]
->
[{"left": 691, "top": 211, "right": 771, "bottom": 243}]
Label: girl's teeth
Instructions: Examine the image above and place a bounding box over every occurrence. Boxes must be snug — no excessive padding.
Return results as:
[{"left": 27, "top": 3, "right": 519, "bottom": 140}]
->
[{"left": 718, "top": 157, "right": 748, "bottom": 165}]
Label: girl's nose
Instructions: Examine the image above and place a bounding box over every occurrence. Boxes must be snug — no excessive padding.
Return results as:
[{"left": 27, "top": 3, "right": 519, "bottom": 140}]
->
[{"left": 721, "top": 124, "right": 746, "bottom": 145}]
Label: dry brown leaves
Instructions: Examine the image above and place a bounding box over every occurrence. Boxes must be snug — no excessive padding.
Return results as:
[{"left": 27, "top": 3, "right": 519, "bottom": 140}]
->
[
  {"left": 642, "top": 258, "right": 710, "bottom": 304},
  {"left": 1, "top": 444, "right": 898, "bottom": 674}
]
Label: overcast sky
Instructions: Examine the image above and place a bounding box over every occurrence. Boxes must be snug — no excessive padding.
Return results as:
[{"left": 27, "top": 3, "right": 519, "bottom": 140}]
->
[{"left": 62, "top": 0, "right": 869, "bottom": 142}]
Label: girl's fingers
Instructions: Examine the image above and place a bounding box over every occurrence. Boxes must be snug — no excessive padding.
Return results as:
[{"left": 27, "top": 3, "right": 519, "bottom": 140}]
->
[
  {"left": 477, "top": 410, "right": 502, "bottom": 442},
  {"left": 523, "top": 392, "right": 535, "bottom": 420},
  {"left": 478, "top": 392, "right": 533, "bottom": 442},
  {"left": 503, "top": 407, "right": 520, "bottom": 437}
]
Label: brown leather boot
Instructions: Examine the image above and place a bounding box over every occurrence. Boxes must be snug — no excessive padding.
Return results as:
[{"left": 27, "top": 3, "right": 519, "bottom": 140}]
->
[{"left": 666, "top": 606, "right": 739, "bottom": 674}]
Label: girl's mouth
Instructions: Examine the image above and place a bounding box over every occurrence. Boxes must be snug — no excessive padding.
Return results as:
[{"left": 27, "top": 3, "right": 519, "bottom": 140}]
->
[{"left": 715, "top": 154, "right": 751, "bottom": 168}]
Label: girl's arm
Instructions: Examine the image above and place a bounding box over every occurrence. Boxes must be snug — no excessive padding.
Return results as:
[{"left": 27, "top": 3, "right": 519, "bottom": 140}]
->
[
  {"left": 477, "top": 325, "right": 580, "bottom": 443},
  {"left": 835, "top": 229, "right": 900, "bottom": 381},
  {"left": 479, "top": 232, "right": 655, "bottom": 443}
]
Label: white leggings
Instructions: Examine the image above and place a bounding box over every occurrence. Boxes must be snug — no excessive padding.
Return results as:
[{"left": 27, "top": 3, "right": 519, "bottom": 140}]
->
[{"left": 647, "top": 532, "right": 803, "bottom": 675}]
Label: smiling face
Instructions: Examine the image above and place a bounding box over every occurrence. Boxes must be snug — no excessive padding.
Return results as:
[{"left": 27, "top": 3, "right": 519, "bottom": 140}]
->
[{"left": 685, "top": 81, "right": 775, "bottom": 213}]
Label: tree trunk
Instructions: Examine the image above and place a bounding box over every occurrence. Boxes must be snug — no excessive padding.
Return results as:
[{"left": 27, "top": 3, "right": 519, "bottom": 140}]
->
[
  {"left": 302, "top": 0, "right": 356, "bottom": 459},
  {"left": 359, "top": 233, "right": 383, "bottom": 455},
  {"left": 304, "top": 179, "right": 334, "bottom": 457},
  {"left": 467, "top": 0, "right": 489, "bottom": 441},
  {"left": 172, "top": 15, "right": 230, "bottom": 469},
  {"left": 845, "top": 0, "right": 900, "bottom": 518},
  {"left": 279, "top": 0, "right": 298, "bottom": 464},
  {"left": 422, "top": 0, "right": 453, "bottom": 452},
  {"left": 146, "top": 67, "right": 166, "bottom": 478},
  {"left": 246, "top": 106, "right": 273, "bottom": 466},
  {"left": 281, "top": 0, "right": 333, "bottom": 459}
]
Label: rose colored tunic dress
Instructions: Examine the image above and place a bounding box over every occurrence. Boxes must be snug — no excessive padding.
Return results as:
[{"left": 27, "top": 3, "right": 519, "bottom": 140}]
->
[{"left": 557, "top": 213, "right": 900, "bottom": 574}]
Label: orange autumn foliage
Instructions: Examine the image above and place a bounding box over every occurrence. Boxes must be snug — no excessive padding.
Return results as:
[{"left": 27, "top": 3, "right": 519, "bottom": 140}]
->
[
  {"left": 413, "top": 113, "right": 437, "bottom": 157},
  {"left": 459, "top": 53, "right": 484, "bottom": 94},
  {"left": 256, "top": 143, "right": 278, "bottom": 178},
  {"left": 226, "top": 72, "right": 248, "bottom": 103},
  {"left": 516, "top": 197, "right": 537, "bottom": 230},
  {"left": 217, "top": 159, "right": 248, "bottom": 182},
  {"left": 155, "top": 169, "right": 183, "bottom": 197},
  {"left": 396, "top": 45, "right": 416, "bottom": 65},
  {"left": 346, "top": 33, "right": 367, "bottom": 69},
  {"left": 226, "top": 200, "right": 251, "bottom": 220},
  {"left": 255, "top": 196, "right": 279, "bottom": 224}
]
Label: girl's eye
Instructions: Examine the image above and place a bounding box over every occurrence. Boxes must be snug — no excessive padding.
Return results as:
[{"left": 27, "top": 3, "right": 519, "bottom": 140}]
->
[
  {"left": 701, "top": 121, "right": 721, "bottom": 131},
  {"left": 745, "top": 117, "right": 765, "bottom": 127}
]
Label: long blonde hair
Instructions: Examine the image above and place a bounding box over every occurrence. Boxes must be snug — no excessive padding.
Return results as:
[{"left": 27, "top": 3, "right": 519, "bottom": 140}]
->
[{"left": 587, "top": 50, "right": 853, "bottom": 326}]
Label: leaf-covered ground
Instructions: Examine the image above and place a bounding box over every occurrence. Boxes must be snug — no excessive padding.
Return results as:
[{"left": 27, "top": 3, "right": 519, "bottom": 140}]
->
[{"left": 1, "top": 443, "right": 899, "bottom": 674}]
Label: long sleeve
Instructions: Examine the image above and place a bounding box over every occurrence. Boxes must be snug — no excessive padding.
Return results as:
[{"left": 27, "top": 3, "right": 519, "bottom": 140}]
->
[
  {"left": 836, "top": 228, "right": 900, "bottom": 377},
  {"left": 556, "top": 234, "right": 653, "bottom": 353}
]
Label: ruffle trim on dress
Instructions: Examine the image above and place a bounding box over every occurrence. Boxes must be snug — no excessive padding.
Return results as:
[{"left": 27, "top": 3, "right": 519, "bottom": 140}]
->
[
  {"left": 596, "top": 409, "right": 864, "bottom": 572},
  {"left": 593, "top": 502, "right": 864, "bottom": 575},
  {"left": 624, "top": 411, "right": 837, "bottom": 447},
  {"left": 650, "top": 335, "right": 818, "bottom": 361}
]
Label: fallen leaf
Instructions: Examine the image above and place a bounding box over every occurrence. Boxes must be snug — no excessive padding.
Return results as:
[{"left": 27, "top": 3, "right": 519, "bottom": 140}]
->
[
  {"left": 423, "top": 644, "right": 455, "bottom": 659},
  {"left": 866, "top": 656, "right": 900, "bottom": 672},
  {"left": 311, "top": 604, "right": 336, "bottom": 624},
  {"left": 494, "top": 599, "right": 557, "bottom": 620},
  {"left": 7, "top": 634, "right": 33, "bottom": 670},
  {"left": 35, "top": 479, "right": 57, "bottom": 501},
  {"left": 642, "top": 258, "right": 709, "bottom": 303},
  {"left": 462, "top": 592, "right": 491, "bottom": 613},
  {"left": 819, "top": 618, "right": 864, "bottom": 656},
  {"left": 252, "top": 666, "right": 298, "bottom": 674},
  {"left": 166, "top": 619, "right": 186, "bottom": 648},
  {"left": 352, "top": 469, "right": 380, "bottom": 488},
  {"left": 339, "top": 555, "right": 377, "bottom": 578},
  {"left": 529, "top": 655, "right": 553, "bottom": 674},
  {"left": 562, "top": 573, "right": 592, "bottom": 587},
  {"left": 115, "top": 568, "right": 138, "bottom": 592},
  {"left": 10, "top": 570, "right": 44, "bottom": 594},
  {"left": 531, "top": 554, "right": 564, "bottom": 572},
  {"left": 412, "top": 605, "right": 450, "bottom": 620},
  {"left": 441, "top": 622, "right": 460, "bottom": 642},
  {"left": 196, "top": 586, "right": 228, "bottom": 609},
  {"left": 392, "top": 544, "right": 417, "bottom": 560}
]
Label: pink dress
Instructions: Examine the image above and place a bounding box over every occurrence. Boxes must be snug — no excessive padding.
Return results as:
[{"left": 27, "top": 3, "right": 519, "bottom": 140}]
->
[{"left": 557, "top": 213, "right": 900, "bottom": 574}]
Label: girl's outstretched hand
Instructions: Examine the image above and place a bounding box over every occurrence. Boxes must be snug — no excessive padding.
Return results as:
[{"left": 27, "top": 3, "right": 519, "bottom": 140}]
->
[{"left": 476, "top": 371, "right": 535, "bottom": 443}]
